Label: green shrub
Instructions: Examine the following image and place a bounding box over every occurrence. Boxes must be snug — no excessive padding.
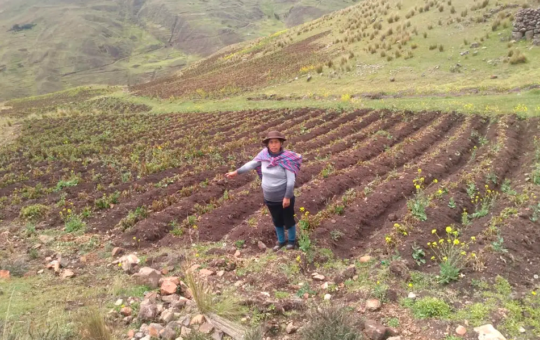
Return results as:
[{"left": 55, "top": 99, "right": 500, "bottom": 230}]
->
[
  {"left": 411, "top": 297, "right": 452, "bottom": 319},
  {"left": 300, "top": 305, "right": 364, "bottom": 340},
  {"left": 65, "top": 215, "right": 86, "bottom": 233},
  {"left": 19, "top": 204, "right": 50, "bottom": 221},
  {"left": 439, "top": 261, "right": 460, "bottom": 284}
]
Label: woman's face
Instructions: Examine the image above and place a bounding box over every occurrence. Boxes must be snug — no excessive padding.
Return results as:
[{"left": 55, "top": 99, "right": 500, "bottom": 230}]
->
[{"left": 268, "top": 139, "right": 282, "bottom": 153}]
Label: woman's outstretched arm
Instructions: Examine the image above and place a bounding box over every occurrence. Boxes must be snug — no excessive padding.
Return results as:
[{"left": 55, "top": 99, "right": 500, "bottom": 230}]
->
[{"left": 226, "top": 160, "right": 261, "bottom": 178}]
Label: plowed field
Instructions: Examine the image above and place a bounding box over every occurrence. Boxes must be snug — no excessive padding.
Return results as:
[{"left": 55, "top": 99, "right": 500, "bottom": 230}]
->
[{"left": 2, "top": 109, "right": 539, "bottom": 286}]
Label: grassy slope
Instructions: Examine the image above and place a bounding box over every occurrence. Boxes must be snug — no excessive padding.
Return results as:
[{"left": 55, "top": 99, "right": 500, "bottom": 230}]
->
[
  {"left": 0, "top": 0, "right": 353, "bottom": 101},
  {"left": 132, "top": 0, "right": 539, "bottom": 112}
]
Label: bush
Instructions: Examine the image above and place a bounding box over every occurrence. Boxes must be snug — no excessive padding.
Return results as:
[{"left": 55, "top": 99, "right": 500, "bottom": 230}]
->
[
  {"left": 19, "top": 204, "right": 49, "bottom": 221},
  {"left": 65, "top": 215, "right": 86, "bottom": 233},
  {"left": 300, "top": 305, "right": 363, "bottom": 340},
  {"left": 78, "top": 309, "right": 113, "bottom": 340},
  {"left": 411, "top": 297, "right": 452, "bottom": 318},
  {"left": 509, "top": 50, "right": 527, "bottom": 64}
]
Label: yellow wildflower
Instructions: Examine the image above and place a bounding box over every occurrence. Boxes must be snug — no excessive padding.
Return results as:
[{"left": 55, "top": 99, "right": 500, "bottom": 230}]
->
[
  {"left": 471, "top": 253, "right": 477, "bottom": 258},
  {"left": 460, "top": 251, "right": 466, "bottom": 255},
  {"left": 427, "top": 242, "right": 431, "bottom": 246},
  {"left": 415, "top": 185, "right": 420, "bottom": 190},
  {"left": 533, "top": 291, "right": 537, "bottom": 296},
  {"left": 300, "top": 207, "right": 305, "bottom": 212},
  {"left": 432, "top": 229, "right": 437, "bottom": 234},
  {"left": 418, "top": 169, "right": 422, "bottom": 173},
  {"left": 433, "top": 179, "right": 438, "bottom": 183},
  {"left": 454, "top": 239, "right": 460, "bottom": 245},
  {"left": 431, "top": 256, "right": 435, "bottom": 260},
  {"left": 408, "top": 283, "right": 413, "bottom": 287},
  {"left": 446, "top": 226, "right": 452, "bottom": 233},
  {"left": 471, "top": 236, "right": 476, "bottom": 241},
  {"left": 443, "top": 256, "right": 448, "bottom": 261},
  {"left": 394, "top": 223, "right": 400, "bottom": 228},
  {"left": 403, "top": 232, "right": 408, "bottom": 236},
  {"left": 439, "top": 239, "right": 444, "bottom": 244}
]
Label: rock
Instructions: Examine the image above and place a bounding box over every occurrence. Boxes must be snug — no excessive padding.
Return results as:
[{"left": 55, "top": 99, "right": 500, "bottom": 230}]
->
[
  {"left": 387, "top": 214, "right": 398, "bottom": 221},
  {"left": 121, "top": 307, "right": 132, "bottom": 316},
  {"left": 120, "top": 254, "right": 141, "bottom": 273},
  {"left": 160, "top": 310, "right": 175, "bottom": 323},
  {"left": 460, "top": 50, "right": 469, "bottom": 56},
  {"left": 519, "top": 326, "right": 526, "bottom": 333},
  {"left": 212, "top": 331, "right": 224, "bottom": 340},
  {"left": 525, "top": 30, "right": 534, "bottom": 40},
  {"left": 387, "top": 337, "right": 402, "bottom": 340},
  {"left": 490, "top": 75, "right": 498, "bottom": 79},
  {"left": 133, "top": 267, "right": 161, "bottom": 288},
  {"left": 389, "top": 260, "right": 411, "bottom": 281},
  {"left": 199, "top": 322, "right": 214, "bottom": 334},
  {"left": 148, "top": 323, "right": 164, "bottom": 338},
  {"left": 140, "top": 323, "right": 149, "bottom": 334},
  {"left": 366, "top": 299, "right": 382, "bottom": 312},
  {"left": 217, "top": 270, "right": 225, "bottom": 277},
  {"left": 138, "top": 303, "right": 157, "bottom": 321},
  {"left": 257, "top": 241, "right": 267, "bottom": 250},
  {"left": 364, "top": 320, "right": 388, "bottom": 340},
  {"left": 134, "top": 332, "right": 144, "bottom": 339},
  {"left": 470, "top": 42, "right": 481, "bottom": 48},
  {"left": 59, "top": 257, "right": 69, "bottom": 268},
  {"left": 180, "top": 327, "right": 192, "bottom": 337},
  {"left": 190, "top": 314, "right": 206, "bottom": 325},
  {"left": 160, "top": 326, "right": 177, "bottom": 340},
  {"left": 128, "top": 329, "right": 135, "bottom": 338},
  {"left": 123, "top": 316, "right": 133, "bottom": 324},
  {"left": 161, "top": 280, "right": 178, "bottom": 295},
  {"left": 324, "top": 294, "right": 332, "bottom": 300},
  {"left": 312, "top": 273, "right": 325, "bottom": 281},
  {"left": 473, "top": 324, "right": 507, "bottom": 340},
  {"left": 111, "top": 247, "right": 124, "bottom": 257},
  {"left": 234, "top": 250, "right": 241, "bottom": 257},
  {"left": 115, "top": 299, "right": 123, "bottom": 306},
  {"left": 60, "top": 269, "right": 75, "bottom": 279},
  {"left": 0, "top": 270, "right": 10, "bottom": 279},
  {"left": 199, "top": 269, "right": 215, "bottom": 277},
  {"left": 390, "top": 77, "right": 395, "bottom": 82},
  {"left": 307, "top": 74, "right": 312, "bottom": 82},
  {"left": 456, "top": 325, "right": 467, "bottom": 335},
  {"left": 162, "top": 294, "right": 180, "bottom": 303},
  {"left": 38, "top": 234, "right": 54, "bottom": 244},
  {"left": 359, "top": 255, "right": 372, "bottom": 263},
  {"left": 286, "top": 322, "right": 297, "bottom": 334},
  {"left": 408, "top": 292, "right": 417, "bottom": 299},
  {"left": 179, "top": 315, "right": 191, "bottom": 327}
]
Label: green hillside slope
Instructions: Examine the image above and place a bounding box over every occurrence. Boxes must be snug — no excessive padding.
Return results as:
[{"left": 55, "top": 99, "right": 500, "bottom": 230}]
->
[
  {"left": 0, "top": 0, "right": 354, "bottom": 101},
  {"left": 132, "top": 0, "right": 540, "bottom": 102}
]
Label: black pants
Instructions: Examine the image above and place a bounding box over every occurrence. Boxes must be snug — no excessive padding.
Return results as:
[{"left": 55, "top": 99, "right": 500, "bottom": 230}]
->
[{"left": 265, "top": 197, "right": 296, "bottom": 230}]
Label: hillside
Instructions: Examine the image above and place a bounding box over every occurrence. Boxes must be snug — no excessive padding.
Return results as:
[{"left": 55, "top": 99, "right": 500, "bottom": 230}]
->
[
  {"left": 1, "top": 0, "right": 540, "bottom": 339},
  {"left": 0, "top": 0, "right": 354, "bottom": 101},
  {"left": 132, "top": 0, "right": 540, "bottom": 100}
]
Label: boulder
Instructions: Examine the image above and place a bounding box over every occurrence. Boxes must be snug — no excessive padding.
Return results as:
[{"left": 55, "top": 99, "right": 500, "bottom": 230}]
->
[
  {"left": 334, "top": 266, "right": 356, "bottom": 284},
  {"left": 190, "top": 314, "right": 206, "bottom": 325},
  {"left": 60, "top": 269, "right": 75, "bottom": 279},
  {"left": 364, "top": 320, "right": 389, "bottom": 340},
  {"left": 120, "top": 307, "right": 132, "bottom": 316},
  {"left": 161, "top": 280, "right": 178, "bottom": 295},
  {"left": 456, "top": 325, "right": 467, "bottom": 336},
  {"left": 199, "top": 322, "right": 214, "bottom": 334},
  {"left": 148, "top": 323, "right": 164, "bottom": 338},
  {"left": 160, "top": 310, "right": 175, "bottom": 323},
  {"left": 366, "top": 299, "right": 382, "bottom": 312},
  {"left": 359, "top": 255, "right": 372, "bottom": 263},
  {"left": 389, "top": 260, "right": 410, "bottom": 281},
  {"left": 120, "top": 254, "right": 141, "bottom": 273},
  {"left": 160, "top": 326, "right": 177, "bottom": 340},
  {"left": 0, "top": 270, "right": 10, "bottom": 279},
  {"left": 138, "top": 302, "right": 157, "bottom": 321},
  {"left": 111, "top": 247, "right": 124, "bottom": 257},
  {"left": 473, "top": 324, "right": 507, "bottom": 340},
  {"left": 133, "top": 267, "right": 161, "bottom": 288},
  {"left": 286, "top": 322, "right": 297, "bottom": 334}
]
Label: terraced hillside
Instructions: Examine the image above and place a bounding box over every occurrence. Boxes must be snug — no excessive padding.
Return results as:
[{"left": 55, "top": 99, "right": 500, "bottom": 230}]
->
[
  {"left": 132, "top": 0, "right": 540, "bottom": 99},
  {"left": 2, "top": 106, "right": 539, "bottom": 288},
  {"left": 0, "top": 0, "right": 353, "bottom": 101}
]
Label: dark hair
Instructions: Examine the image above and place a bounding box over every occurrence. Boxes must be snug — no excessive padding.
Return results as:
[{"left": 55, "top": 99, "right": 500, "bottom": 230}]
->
[{"left": 263, "top": 138, "right": 285, "bottom": 146}]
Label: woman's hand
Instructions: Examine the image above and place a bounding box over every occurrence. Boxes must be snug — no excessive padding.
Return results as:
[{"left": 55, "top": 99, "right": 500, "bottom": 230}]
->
[
  {"left": 282, "top": 197, "right": 290, "bottom": 208},
  {"left": 225, "top": 170, "right": 238, "bottom": 179}
]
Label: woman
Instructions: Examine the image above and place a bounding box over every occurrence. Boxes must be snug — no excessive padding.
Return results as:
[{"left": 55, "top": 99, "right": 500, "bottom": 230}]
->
[{"left": 226, "top": 131, "right": 302, "bottom": 251}]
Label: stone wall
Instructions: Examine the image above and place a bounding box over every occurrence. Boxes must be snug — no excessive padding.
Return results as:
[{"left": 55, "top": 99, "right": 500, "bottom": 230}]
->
[{"left": 512, "top": 8, "right": 540, "bottom": 45}]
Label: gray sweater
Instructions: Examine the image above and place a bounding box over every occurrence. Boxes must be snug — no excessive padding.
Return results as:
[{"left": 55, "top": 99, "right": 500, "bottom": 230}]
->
[{"left": 237, "top": 160, "right": 295, "bottom": 202}]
